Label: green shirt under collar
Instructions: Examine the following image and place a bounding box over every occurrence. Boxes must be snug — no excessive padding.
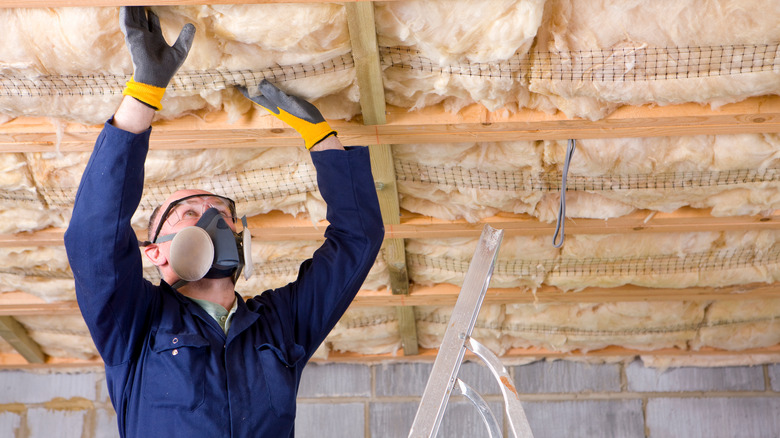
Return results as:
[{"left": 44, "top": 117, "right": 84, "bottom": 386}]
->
[{"left": 187, "top": 296, "right": 238, "bottom": 335}]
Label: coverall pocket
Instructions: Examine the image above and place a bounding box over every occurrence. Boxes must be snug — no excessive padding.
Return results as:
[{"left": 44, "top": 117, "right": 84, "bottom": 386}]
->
[
  {"left": 143, "top": 331, "right": 209, "bottom": 411},
  {"left": 257, "top": 343, "right": 305, "bottom": 419}
]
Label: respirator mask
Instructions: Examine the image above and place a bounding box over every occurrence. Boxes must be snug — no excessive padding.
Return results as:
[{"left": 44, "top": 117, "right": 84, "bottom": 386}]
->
[{"left": 146, "top": 194, "right": 254, "bottom": 289}]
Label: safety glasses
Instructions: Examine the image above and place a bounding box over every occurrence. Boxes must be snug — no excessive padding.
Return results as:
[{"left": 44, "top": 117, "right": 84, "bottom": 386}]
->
[{"left": 151, "top": 194, "right": 237, "bottom": 244}]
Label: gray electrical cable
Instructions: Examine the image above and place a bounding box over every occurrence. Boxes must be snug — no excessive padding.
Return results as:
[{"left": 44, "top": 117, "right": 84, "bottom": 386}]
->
[{"left": 552, "top": 139, "right": 576, "bottom": 248}]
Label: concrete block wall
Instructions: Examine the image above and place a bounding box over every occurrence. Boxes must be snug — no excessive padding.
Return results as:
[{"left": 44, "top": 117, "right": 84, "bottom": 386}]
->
[
  {"left": 1, "top": 360, "right": 779, "bottom": 437},
  {"left": 0, "top": 370, "right": 117, "bottom": 438}
]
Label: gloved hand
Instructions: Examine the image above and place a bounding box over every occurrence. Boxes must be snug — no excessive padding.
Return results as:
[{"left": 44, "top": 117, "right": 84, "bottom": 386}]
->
[
  {"left": 238, "top": 80, "right": 337, "bottom": 150},
  {"left": 120, "top": 6, "right": 195, "bottom": 111}
]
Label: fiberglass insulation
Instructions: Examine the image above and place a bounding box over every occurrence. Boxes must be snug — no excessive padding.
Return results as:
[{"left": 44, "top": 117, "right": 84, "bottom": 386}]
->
[
  {"left": 376, "top": 0, "right": 780, "bottom": 119},
  {"left": 406, "top": 230, "right": 780, "bottom": 291},
  {"left": 395, "top": 133, "right": 780, "bottom": 223},
  {"left": 0, "top": 1, "right": 779, "bottom": 362},
  {"left": 530, "top": 0, "right": 780, "bottom": 120},
  {"left": 0, "top": 4, "right": 358, "bottom": 124},
  {"left": 1, "top": 0, "right": 777, "bottom": 123}
]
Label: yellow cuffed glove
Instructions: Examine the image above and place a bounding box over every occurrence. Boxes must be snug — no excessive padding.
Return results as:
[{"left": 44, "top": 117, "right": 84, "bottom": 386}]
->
[
  {"left": 120, "top": 6, "right": 195, "bottom": 110},
  {"left": 122, "top": 77, "right": 167, "bottom": 110},
  {"left": 238, "top": 80, "right": 336, "bottom": 150}
]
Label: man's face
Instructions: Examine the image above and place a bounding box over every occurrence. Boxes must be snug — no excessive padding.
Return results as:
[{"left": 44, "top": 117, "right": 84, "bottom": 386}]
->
[{"left": 154, "top": 190, "right": 238, "bottom": 243}]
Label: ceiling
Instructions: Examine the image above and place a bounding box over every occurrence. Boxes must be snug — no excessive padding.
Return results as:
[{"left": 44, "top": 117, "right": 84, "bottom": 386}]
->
[{"left": 0, "top": 0, "right": 779, "bottom": 370}]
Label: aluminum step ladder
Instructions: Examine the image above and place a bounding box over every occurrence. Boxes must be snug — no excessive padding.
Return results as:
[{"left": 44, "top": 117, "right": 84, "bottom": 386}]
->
[{"left": 409, "top": 225, "right": 534, "bottom": 438}]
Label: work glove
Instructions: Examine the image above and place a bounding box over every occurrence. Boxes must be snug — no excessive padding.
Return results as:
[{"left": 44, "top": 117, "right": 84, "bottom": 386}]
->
[
  {"left": 120, "top": 6, "right": 195, "bottom": 110},
  {"left": 238, "top": 80, "right": 337, "bottom": 150}
]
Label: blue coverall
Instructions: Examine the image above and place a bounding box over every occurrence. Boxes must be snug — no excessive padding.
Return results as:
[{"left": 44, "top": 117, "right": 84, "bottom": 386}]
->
[{"left": 64, "top": 121, "right": 384, "bottom": 437}]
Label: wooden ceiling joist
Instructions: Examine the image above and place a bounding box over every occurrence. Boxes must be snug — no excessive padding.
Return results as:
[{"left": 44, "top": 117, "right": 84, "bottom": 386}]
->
[
  {"left": 1, "top": 96, "right": 777, "bottom": 153},
  {"left": 3, "top": 281, "right": 779, "bottom": 318},
  {"left": 0, "top": 316, "right": 45, "bottom": 364},
  {"left": 2, "top": 207, "right": 777, "bottom": 248},
  {"left": 348, "top": 1, "right": 418, "bottom": 355},
  {"left": 317, "top": 344, "right": 780, "bottom": 364},
  {"left": 0, "top": 0, "right": 396, "bottom": 8},
  {"left": 353, "top": 282, "right": 780, "bottom": 306},
  {"left": 2, "top": 344, "right": 780, "bottom": 370}
]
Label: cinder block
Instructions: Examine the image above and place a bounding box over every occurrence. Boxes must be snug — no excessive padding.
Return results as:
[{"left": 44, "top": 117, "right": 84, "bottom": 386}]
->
[
  {"left": 26, "top": 408, "right": 85, "bottom": 438},
  {"left": 375, "top": 363, "right": 432, "bottom": 397},
  {"left": 94, "top": 408, "right": 120, "bottom": 438},
  {"left": 295, "top": 402, "right": 364, "bottom": 438},
  {"left": 646, "top": 397, "right": 780, "bottom": 438},
  {"left": 769, "top": 364, "right": 780, "bottom": 392},
  {"left": 513, "top": 360, "right": 621, "bottom": 394},
  {"left": 370, "top": 402, "right": 418, "bottom": 438},
  {"left": 456, "top": 361, "right": 503, "bottom": 396},
  {"left": 626, "top": 360, "right": 764, "bottom": 392},
  {"left": 375, "top": 361, "right": 500, "bottom": 397},
  {"left": 439, "top": 400, "right": 505, "bottom": 438},
  {"left": 97, "top": 373, "right": 111, "bottom": 403},
  {"left": 0, "top": 371, "right": 101, "bottom": 404},
  {"left": 298, "top": 363, "right": 371, "bottom": 398},
  {"left": 0, "top": 411, "right": 22, "bottom": 438},
  {"left": 370, "top": 399, "right": 506, "bottom": 438},
  {"left": 522, "top": 400, "right": 644, "bottom": 438}
]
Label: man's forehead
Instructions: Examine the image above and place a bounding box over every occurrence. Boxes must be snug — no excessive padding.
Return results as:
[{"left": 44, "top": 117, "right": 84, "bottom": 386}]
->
[
  {"left": 162, "top": 190, "right": 213, "bottom": 208},
  {"left": 177, "top": 195, "right": 228, "bottom": 206}
]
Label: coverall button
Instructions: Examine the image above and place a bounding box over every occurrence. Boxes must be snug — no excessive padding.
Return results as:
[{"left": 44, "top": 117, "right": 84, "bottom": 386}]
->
[
  {"left": 172, "top": 337, "right": 179, "bottom": 344},
  {"left": 172, "top": 349, "right": 179, "bottom": 356}
]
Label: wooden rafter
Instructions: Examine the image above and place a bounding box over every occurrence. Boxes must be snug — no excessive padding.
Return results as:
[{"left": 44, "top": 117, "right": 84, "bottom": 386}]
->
[
  {"left": 2, "top": 344, "right": 780, "bottom": 370},
  {"left": 2, "top": 208, "right": 777, "bottom": 247},
  {"left": 1, "top": 96, "right": 778, "bottom": 153},
  {"left": 346, "top": 1, "right": 386, "bottom": 127},
  {"left": 347, "top": 1, "right": 418, "bottom": 355},
  {"left": 0, "top": 0, "right": 400, "bottom": 8},
  {"left": 3, "top": 282, "right": 779, "bottom": 317},
  {"left": 0, "top": 316, "right": 45, "bottom": 364},
  {"left": 353, "top": 282, "right": 780, "bottom": 306},
  {"left": 318, "top": 344, "right": 780, "bottom": 363}
]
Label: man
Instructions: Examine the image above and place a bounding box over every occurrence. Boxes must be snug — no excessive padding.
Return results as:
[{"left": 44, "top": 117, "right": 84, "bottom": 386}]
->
[{"left": 64, "top": 6, "right": 384, "bottom": 437}]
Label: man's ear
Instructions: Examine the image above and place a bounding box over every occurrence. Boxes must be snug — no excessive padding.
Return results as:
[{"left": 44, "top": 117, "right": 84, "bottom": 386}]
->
[{"left": 143, "top": 244, "right": 167, "bottom": 267}]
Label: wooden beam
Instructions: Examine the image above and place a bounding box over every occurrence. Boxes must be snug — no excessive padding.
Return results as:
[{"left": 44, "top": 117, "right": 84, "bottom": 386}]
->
[
  {"left": 0, "top": 0, "right": 399, "bottom": 7},
  {"left": 2, "top": 96, "right": 778, "bottom": 152},
  {"left": 3, "top": 344, "right": 779, "bottom": 369},
  {"left": 390, "top": 208, "right": 780, "bottom": 238},
  {"left": 0, "top": 316, "right": 45, "bottom": 364},
  {"left": 371, "top": 144, "right": 418, "bottom": 355},
  {"left": 348, "top": 2, "right": 420, "bottom": 356},
  {"left": 4, "top": 208, "right": 778, "bottom": 247},
  {"left": 352, "top": 283, "right": 780, "bottom": 306},
  {"left": 314, "top": 344, "right": 780, "bottom": 363},
  {"left": 4, "top": 282, "right": 780, "bottom": 317},
  {"left": 0, "top": 354, "right": 102, "bottom": 368},
  {"left": 345, "top": 1, "right": 386, "bottom": 126}
]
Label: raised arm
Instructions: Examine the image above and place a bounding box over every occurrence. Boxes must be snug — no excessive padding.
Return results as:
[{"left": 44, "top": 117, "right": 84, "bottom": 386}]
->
[
  {"left": 64, "top": 7, "right": 195, "bottom": 366},
  {"left": 239, "top": 81, "right": 384, "bottom": 355}
]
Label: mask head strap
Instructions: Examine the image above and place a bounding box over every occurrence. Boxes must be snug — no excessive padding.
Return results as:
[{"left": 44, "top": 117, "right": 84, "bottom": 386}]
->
[{"left": 149, "top": 193, "right": 237, "bottom": 245}]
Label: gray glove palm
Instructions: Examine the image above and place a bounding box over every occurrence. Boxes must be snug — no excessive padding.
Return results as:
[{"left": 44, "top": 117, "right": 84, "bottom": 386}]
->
[
  {"left": 120, "top": 6, "right": 195, "bottom": 109},
  {"left": 238, "top": 80, "right": 336, "bottom": 149}
]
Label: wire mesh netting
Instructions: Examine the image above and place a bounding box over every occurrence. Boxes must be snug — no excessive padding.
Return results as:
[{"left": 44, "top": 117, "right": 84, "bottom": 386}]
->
[
  {"left": 381, "top": 43, "right": 780, "bottom": 81},
  {"left": 417, "top": 309, "right": 779, "bottom": 337},
  {"left": 396, "top": 160, "right": 780, "bottom": 192},
  {"left": 408, "top": 244, "right": 780, "bottom": 278},
  {"left": 32, "top": 161, "right": 319, "bottom": 211},
  {"left": 1, "top": 44, "right": 777, "bottom": 96},
  {"left": 0, "top": 54, "right": 355, "bottom": 97}
]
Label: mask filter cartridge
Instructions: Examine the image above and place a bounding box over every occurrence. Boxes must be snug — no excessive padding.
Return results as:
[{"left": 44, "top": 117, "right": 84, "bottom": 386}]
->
[{"left": 168, "top": 226, "right": 215, "bottom": 281}]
